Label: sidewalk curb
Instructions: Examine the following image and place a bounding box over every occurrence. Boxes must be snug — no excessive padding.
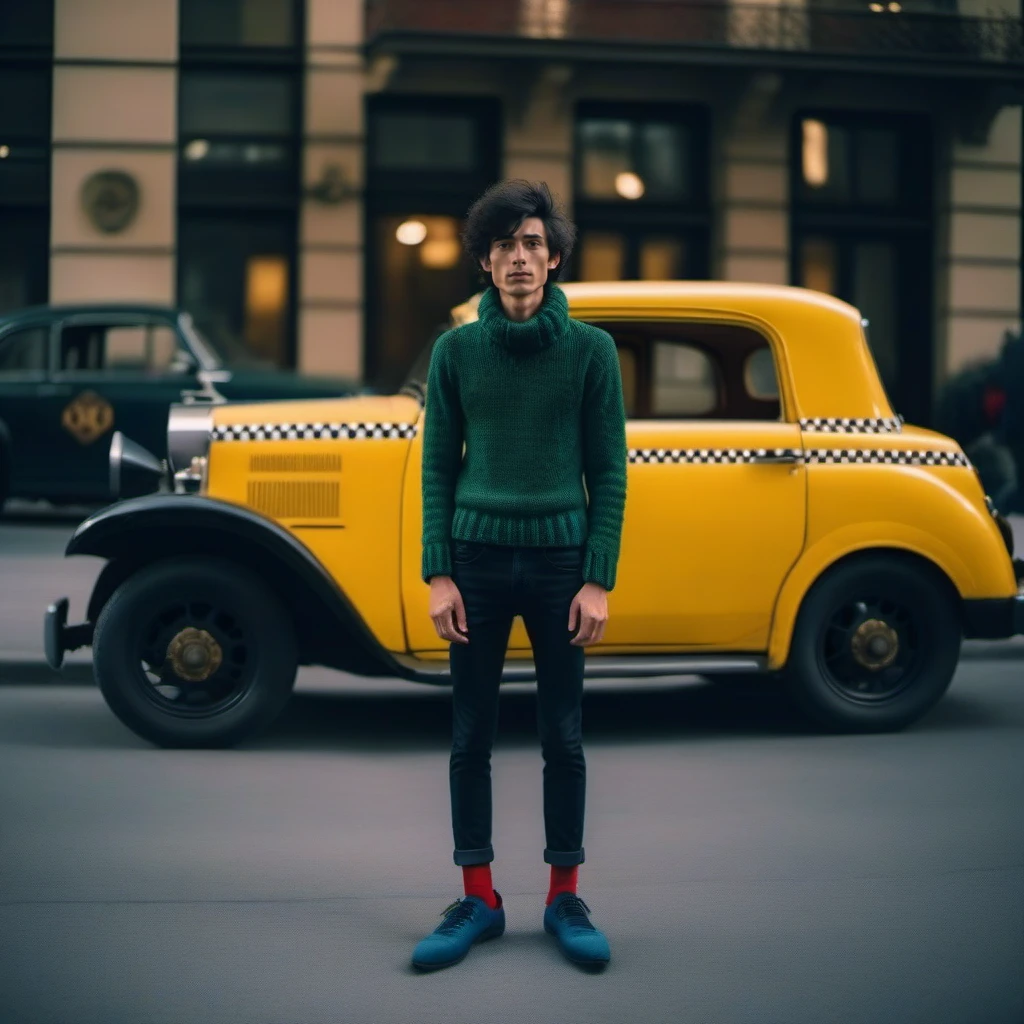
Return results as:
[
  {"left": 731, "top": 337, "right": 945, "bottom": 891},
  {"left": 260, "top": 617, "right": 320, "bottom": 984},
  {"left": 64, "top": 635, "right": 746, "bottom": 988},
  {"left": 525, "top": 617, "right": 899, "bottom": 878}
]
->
[{"left": 0, "top": 639, "right": 1020, "bottom": 687}]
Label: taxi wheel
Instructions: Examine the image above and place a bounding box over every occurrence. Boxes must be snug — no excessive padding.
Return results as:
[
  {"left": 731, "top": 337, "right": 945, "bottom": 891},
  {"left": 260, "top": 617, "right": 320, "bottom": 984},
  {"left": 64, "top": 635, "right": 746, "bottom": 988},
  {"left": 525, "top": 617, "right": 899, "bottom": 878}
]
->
[
  {"left": 93, "top": 557, "right": 297, "bottom": 749},
  {"left": 784, "top": 555, "right": 961, "bottom": 733}
]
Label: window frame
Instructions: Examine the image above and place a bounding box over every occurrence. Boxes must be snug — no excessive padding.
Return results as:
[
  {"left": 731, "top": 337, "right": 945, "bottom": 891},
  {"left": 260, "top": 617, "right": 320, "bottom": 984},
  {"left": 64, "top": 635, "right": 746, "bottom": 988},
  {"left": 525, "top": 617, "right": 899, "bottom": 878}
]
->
[
  {"left": 0, "top": 321, "right": 52, "bottom": 381},
  {"left": 51, "top": 314, "right": 197, "bottom": 381},
  {"left": 583, "top": 316, "right": 788, "bottom": 423},
  {"left": 178, "top": 0, "right": 303, "bottom": 62},
  {"left": 572, "top": 101, "right": 712, "bottom": 281}
]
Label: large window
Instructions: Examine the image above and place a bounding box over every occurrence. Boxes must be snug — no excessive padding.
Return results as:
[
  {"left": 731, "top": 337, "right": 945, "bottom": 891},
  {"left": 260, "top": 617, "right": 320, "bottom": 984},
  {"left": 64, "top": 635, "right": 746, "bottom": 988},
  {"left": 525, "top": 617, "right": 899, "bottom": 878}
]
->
[
  {"left": 586, "top": 320, "right": 781, "bottom": 421},
  {"left": 791, "top": 112, "right": 932, "bottom": 425},
  {"left": 573, "top": 103, "right": 710, "bottom": 282},
  {"left": 365, "top": 96, "right": 501, "bottom": 392},
  {"left": 180, "top": 0, "right": 299, "bottom": 50},
  {"left": 176, "top": 0, "right": 302, "bottom": 368},
  {"left": 0, "top": 3, "right": 53, "bottom": 313}
]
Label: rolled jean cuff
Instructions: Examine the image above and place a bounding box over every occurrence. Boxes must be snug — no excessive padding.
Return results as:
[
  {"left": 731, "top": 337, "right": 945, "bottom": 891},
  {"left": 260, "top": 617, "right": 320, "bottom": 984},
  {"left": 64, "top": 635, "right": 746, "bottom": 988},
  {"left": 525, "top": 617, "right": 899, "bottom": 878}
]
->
[
  {"left": 544, "top": 847, "right": 585, "bottom": 867},
  {"left": 453, "top": 845, "right": 494, "bottom": 866}
]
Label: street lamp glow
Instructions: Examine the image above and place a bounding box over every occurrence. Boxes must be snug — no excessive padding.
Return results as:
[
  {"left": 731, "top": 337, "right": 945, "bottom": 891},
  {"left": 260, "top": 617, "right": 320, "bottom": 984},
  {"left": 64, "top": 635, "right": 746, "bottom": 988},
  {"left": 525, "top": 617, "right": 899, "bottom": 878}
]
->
[
  {"left": 184, "top": 138, "right": 210, "bottom": 161},
  {"left": 396, "top": 220, "right": 428, "bottom": 245},
  {"left": 0, "top": 145, "right": 9, "bottom": 159},
  {"left": 615, "top": 172, "right": 645, "bottom": 200}
]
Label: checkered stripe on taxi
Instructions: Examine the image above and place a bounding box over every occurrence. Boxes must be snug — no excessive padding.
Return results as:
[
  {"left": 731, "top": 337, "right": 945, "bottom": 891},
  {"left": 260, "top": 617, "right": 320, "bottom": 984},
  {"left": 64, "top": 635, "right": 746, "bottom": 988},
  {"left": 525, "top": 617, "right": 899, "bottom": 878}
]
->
[
  {"left": 629, "top": 448, "right": 802, "bottom": 464},
  {"left": 804, "top": 449, "right": 969, "bottom": 466},
  {"left": 211, "top": 422, "right": 418, "bottom": 441},
  {"left": 799, "top": 417, "right": 903, "bottom": 433},
  {"left": 629, "top": 448, "right": 969, "bottom": 466}
]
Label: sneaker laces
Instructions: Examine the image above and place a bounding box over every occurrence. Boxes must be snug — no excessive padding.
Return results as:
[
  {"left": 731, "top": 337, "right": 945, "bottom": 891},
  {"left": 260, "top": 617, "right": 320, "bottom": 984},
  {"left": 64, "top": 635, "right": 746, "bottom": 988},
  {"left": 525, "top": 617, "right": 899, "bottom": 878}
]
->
[
  {"left": 554, "top": 894, "right": 594, "bottom": 929},
  {"left": 436, "top": 897, "right": 478, "bottom": 934}
]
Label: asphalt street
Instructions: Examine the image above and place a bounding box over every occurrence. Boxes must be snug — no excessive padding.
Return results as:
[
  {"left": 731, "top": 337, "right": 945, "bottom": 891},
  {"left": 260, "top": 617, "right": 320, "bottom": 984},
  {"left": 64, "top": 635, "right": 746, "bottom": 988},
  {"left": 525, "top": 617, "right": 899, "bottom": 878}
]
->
[{"left": 1, "top": 504, "right": 1023, "bottom": 1023}]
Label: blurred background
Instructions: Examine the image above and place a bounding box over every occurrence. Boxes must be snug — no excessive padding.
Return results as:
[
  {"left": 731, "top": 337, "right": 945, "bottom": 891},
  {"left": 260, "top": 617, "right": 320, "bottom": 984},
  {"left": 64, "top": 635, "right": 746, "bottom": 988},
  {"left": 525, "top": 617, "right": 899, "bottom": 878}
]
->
[{"left": 0, "top": 0, "right": 1020, "bottom": 430}]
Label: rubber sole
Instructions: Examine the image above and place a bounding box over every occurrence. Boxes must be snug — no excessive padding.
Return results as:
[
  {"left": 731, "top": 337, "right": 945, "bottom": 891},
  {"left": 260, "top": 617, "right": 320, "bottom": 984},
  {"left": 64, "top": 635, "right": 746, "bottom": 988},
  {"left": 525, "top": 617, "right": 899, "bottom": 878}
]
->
[
  {"left": 543, "top": 919, "right": 611, "bottom": 966},
  {"left": 411, "top": 920, "right": 505, "bottom": 972}
]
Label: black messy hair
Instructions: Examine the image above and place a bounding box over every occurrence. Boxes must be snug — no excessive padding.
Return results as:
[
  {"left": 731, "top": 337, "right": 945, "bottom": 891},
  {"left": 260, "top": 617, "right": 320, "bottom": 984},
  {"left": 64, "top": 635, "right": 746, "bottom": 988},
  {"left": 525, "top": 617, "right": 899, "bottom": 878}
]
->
[{"left": 461, "top": 179, "right": 577, "bottom": 283}]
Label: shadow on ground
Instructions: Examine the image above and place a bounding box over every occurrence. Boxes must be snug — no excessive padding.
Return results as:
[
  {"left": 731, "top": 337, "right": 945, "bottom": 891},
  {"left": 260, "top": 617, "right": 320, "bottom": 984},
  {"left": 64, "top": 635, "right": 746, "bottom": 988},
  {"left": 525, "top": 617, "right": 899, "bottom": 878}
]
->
[{"left": 0, "top": 670, "right": 1012, "bottom": 754}]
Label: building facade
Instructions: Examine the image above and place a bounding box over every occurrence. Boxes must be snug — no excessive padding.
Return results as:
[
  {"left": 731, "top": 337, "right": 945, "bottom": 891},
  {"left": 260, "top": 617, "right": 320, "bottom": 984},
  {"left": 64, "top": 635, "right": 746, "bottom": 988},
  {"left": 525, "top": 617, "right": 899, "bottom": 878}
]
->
[{"left": 0, "top": 0, "right": 1021, "bottom": 425}]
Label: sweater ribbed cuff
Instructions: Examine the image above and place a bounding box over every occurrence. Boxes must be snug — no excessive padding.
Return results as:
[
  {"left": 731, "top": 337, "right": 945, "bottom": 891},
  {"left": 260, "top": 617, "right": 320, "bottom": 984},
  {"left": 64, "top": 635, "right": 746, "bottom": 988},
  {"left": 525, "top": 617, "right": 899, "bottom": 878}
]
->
[
  {"left": 422, "top": 542, "right": 452, "bottom": 583},
  {"left": 583, "top": 548, "right": 616, "bottom": 592}
]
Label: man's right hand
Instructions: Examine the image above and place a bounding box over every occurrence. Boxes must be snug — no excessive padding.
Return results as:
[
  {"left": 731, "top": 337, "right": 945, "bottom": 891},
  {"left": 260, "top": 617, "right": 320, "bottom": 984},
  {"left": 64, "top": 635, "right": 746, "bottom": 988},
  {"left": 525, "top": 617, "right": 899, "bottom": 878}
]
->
[{"left": 429, "top": 575, "right": 470, "bottom": 644}]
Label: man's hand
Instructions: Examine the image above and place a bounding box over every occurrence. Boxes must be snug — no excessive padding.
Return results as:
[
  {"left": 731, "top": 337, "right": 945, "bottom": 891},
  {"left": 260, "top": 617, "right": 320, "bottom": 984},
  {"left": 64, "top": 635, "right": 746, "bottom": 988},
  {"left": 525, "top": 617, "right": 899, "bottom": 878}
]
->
[
  {"left": 569, "top": 582, "right": 608, "bottom": 646},
  {"left": 429, "top": 575, "right": 470, "bottom": 644}
]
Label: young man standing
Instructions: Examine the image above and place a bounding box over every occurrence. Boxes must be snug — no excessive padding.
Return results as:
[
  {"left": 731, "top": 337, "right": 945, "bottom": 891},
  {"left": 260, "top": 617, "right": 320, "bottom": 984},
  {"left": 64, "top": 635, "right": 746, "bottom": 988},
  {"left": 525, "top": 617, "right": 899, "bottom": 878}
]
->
[{"left": 413, "top": 180, "right": 628, "bottom": 971}]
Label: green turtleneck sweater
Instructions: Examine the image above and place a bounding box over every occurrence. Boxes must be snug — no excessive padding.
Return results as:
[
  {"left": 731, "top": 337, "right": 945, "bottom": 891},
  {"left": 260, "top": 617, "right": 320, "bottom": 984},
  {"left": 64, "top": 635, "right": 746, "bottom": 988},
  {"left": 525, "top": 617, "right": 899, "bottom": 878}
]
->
[{"left": 421, "top": 284, "right": 628, "bottom": 591}]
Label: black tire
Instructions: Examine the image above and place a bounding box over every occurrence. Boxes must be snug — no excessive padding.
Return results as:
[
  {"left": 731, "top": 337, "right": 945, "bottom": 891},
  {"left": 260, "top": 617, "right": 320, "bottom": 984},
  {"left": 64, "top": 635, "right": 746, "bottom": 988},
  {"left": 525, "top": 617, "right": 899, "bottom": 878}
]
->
[
  {"left": 784, "top": 554, "right": 961, "bottom": 733},
  {"left": 0, "top": 442, "right": 9, "bottom": 516},
  {"left": 92, "top": 557, "right": 297, "bottom": 749}
]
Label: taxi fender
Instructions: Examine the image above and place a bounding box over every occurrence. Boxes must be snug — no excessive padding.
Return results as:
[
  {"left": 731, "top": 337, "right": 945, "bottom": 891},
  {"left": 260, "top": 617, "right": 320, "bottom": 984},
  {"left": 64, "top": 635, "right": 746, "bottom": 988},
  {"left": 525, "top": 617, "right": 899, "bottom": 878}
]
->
[
  {"left": 67, "top": 494, "right": 397, "bottom": 677},
  {"left": 767, "top": 515, "right": 1009, "bottom": 671}
]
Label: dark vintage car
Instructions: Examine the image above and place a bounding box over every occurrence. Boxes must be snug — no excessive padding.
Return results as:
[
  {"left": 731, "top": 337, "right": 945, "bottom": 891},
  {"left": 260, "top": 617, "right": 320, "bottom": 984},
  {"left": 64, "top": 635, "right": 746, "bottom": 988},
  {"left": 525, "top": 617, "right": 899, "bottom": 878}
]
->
[{"left": 0, "top": 303, "right": 365, "bottom": 509}]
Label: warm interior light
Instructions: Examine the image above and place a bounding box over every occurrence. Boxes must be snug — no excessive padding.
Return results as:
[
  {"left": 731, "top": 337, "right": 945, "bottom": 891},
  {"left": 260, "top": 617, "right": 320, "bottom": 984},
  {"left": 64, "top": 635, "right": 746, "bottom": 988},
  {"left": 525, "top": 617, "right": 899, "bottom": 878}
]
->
[
  {"left": 614, "top": 172, "right": 645, "bottom": 200},
  {"left": 887, "top": 2, "right": 901, "bottom": 10},
  {"left": 396, "top": 220, "right": 428, "bottom": 245},
  {"left": 0, "top": 145, "right": 9, "bottom": 159},
  {"left": 184, "top": 138, "right": 210, "bottom": 161},
  {"left": 420, "top": 239, "right": 461, "bottom": 269},
  {"left": 802, "top": 119, "right": 829, "bottom": 188},
  {"left": 869, "top": 3, "right": 883, "bottom": 10},
  {"left": 246, "top": 256, "right": 287, "bottom": 314},
  {"left": 244, "top": 255, "right": 287, "bottom": 363}
]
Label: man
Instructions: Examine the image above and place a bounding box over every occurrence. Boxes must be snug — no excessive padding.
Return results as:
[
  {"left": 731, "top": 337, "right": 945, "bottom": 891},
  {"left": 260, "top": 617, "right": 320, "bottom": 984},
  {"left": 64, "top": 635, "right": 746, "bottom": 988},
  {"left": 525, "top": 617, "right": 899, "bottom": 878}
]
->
[{"left": 413, "top": 180, "right": 628, "bottom": 971}]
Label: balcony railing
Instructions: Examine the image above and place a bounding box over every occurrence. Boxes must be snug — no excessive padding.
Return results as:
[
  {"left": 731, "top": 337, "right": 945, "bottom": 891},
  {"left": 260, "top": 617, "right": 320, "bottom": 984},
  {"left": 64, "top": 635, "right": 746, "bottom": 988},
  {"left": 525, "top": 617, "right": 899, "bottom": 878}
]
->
[{"left": 365, "top": 0, "right": 1024, "bottom": 67}]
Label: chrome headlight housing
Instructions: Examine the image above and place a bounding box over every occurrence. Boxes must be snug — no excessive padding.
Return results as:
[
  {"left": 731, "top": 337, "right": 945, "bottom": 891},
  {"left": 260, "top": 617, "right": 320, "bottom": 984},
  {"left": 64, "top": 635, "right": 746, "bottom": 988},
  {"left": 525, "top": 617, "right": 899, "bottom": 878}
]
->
[{"left": 167, "top": 403, "right": 213, "bottom": 494}]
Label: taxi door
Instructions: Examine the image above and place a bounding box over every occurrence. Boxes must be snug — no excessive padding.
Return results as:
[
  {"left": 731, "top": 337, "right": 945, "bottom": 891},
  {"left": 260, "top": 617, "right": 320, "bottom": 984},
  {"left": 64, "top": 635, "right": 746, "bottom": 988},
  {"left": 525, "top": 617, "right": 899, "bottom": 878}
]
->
[{"left": 584, "top": 319, "right": 807, "bottom": 652}]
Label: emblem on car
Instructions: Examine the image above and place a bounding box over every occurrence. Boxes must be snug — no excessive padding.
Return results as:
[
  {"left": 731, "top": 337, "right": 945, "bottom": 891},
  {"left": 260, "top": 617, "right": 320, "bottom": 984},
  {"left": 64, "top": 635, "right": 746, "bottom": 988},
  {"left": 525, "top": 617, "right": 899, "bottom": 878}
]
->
[{"left": 62, "top": 391, "right": 114, "bottom": 445}]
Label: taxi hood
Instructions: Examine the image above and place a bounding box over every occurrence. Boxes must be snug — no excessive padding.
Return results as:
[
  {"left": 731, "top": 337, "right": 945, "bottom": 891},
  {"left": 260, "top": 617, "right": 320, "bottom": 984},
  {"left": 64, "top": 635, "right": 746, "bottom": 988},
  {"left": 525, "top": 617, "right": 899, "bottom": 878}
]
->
[{"left": 209, "top": 393, "right": 423, "bottom": 434}]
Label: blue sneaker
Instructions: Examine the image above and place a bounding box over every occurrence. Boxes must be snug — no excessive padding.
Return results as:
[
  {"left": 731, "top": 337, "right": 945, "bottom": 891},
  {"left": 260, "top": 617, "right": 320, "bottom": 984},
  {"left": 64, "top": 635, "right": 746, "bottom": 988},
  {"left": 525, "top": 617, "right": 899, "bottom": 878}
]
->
[
  {"left": 544, "top": 893, "right": 611, "bottom": 967},
  {"left": 412, "top": 892, "right": 505, "bottom": 971}
]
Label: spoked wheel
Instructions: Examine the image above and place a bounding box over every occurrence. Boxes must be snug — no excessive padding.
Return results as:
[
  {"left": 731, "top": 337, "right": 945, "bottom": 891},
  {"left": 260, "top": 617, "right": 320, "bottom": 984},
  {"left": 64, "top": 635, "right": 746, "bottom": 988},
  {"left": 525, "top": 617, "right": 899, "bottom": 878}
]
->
[
  {"left": 93, "top": 558, "right": 297, "bottom": 748},
  {"left": 785, "top": 555, "right": 961, "bottom": 733},
  {"left": 138, "top": 600, "right": 254, "bottom": 717}
]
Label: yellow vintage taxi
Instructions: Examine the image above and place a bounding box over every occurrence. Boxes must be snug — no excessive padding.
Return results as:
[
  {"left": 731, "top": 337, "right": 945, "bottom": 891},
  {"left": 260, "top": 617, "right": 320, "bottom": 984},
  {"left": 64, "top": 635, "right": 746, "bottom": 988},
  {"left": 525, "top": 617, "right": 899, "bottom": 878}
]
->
[{"left": 44, "top": 282, "right": 1024, "bottom": 748}]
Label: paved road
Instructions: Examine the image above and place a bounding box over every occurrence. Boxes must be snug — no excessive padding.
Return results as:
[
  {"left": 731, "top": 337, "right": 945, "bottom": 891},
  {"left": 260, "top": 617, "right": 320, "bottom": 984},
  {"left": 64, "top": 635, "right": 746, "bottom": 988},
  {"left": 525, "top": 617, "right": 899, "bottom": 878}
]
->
[{"left": 1, "top": 665, "right": 1023, "bottom": 1024}]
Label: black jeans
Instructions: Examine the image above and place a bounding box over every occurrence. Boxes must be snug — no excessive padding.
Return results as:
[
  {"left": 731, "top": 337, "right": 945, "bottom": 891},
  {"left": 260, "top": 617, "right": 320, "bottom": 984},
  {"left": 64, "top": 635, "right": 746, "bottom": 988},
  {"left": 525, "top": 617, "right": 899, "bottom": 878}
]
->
[{"left": 448, "top": 538, "right": 587, "bottom": 868}]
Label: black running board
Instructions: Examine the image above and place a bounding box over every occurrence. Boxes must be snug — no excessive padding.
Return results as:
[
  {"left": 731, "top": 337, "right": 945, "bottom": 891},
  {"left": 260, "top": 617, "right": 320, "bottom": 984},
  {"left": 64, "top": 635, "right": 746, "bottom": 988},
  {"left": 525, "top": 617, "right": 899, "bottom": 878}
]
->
[{"left": 392, "top": 653, "right": 767, "bottom": 685}]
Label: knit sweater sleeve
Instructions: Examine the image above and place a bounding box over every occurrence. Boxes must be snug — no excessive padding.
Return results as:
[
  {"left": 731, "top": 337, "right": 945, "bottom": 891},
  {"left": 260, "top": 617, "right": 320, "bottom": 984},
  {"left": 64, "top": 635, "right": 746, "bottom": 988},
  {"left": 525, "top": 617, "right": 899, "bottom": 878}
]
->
[
  {"left": 420, "top": 330, "right": 463, "bottom": 583},
  {"left": 580, "top": 327, "right": 628, "bottom": 591}
]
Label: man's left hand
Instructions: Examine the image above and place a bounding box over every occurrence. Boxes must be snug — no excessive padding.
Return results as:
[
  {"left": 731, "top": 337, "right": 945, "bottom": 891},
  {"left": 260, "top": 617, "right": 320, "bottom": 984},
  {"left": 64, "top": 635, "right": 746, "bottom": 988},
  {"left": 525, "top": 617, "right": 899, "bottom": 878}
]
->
[{"left": 568, "top": 582, "right": 608, "bottom": 647}]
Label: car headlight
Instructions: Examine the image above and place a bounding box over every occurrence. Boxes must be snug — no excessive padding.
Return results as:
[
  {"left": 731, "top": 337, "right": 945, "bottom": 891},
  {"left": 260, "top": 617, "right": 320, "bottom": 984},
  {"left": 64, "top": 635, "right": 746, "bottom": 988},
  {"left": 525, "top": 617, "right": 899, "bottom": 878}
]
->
[{"left": 167, "top": 403, "right": 213, "bottom": 494}]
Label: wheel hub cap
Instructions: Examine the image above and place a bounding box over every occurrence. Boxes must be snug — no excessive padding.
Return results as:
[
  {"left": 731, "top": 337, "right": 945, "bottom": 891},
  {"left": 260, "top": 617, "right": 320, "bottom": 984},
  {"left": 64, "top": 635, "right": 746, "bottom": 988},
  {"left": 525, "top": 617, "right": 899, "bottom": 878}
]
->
[
  {"left": 850, "top": 618, "right": 899, "bottom": 670},
  {"left": 167, "top": 627, "right": 223, "bottom": 682}
]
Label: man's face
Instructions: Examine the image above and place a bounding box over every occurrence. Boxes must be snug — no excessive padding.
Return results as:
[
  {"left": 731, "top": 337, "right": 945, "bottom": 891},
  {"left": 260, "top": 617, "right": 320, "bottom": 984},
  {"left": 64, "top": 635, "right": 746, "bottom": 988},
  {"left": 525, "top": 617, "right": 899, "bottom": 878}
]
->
[{"left": 481, "top": 216, "right": 561, "bottom": 298}]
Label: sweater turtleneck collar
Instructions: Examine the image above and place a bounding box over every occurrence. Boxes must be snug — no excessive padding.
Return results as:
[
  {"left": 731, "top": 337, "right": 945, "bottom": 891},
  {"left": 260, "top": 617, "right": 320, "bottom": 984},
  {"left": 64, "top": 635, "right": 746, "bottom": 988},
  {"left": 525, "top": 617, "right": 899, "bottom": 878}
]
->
[{"left": 477, "top": 283, "right": 568, "bottom": 355}]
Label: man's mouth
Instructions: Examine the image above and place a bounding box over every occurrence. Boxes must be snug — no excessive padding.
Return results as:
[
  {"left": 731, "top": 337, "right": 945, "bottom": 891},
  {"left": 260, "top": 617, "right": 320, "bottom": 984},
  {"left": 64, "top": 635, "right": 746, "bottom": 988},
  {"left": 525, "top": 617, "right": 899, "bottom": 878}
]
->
[{"left": 509, "top": 272, "right": 530, "bottom": 279}]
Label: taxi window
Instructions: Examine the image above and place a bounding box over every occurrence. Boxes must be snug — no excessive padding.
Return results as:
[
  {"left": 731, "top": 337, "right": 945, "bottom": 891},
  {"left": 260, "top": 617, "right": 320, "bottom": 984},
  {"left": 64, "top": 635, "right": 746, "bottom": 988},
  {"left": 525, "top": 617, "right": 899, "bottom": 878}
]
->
[
  {"left": 0, "top": 326, "right": 48, "bottom": 375},
  {"left": 60, "top": 322, "right": 185, "bottom": 374},
  {"left": 587, "top": 319, "right": 782, "bottom": 420},
  {"left": 651, "top": 342, "right": 717, "bottom": 416}
]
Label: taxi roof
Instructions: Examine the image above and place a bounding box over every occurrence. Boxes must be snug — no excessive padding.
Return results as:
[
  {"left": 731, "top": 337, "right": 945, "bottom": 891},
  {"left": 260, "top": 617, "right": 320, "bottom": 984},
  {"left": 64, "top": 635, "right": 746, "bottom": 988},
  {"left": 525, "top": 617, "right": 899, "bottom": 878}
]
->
[{"left": 450, "top": 281, "right": 862, "bottom": 326}]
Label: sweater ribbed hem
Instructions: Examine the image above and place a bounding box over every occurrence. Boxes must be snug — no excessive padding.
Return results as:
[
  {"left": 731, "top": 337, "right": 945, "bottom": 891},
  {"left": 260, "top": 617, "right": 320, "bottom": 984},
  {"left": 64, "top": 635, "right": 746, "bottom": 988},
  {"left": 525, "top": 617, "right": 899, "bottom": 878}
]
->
[
  {"left": 583, "top": 549, "right": 616, "bottom": 592},
  {"left": 451, "top": 507, "right": 588, "bottom": 548},
  {"left": 422, "top": 541, "right": 453, "bottom": 583}
]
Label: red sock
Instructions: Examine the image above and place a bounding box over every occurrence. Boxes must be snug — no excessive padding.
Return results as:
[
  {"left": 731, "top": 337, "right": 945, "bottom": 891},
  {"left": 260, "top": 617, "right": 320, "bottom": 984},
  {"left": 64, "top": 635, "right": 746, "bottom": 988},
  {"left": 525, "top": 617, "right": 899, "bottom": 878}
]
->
[
  {"left": 462, "top": 864, "right": 500, "bottom": 909},
  {"left": 546, "top": 864, "right": 578, "bottom": 905}
]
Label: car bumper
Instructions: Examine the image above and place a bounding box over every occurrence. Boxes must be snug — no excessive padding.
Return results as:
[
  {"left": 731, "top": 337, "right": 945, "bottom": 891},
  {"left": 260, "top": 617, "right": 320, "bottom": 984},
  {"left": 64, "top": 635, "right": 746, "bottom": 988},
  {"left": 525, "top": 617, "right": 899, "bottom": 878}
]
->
[
  {"left": 43, "top": 597, "right": 93, "bottom": 671},
  {"left": 962, "top": 558, "right": 1024, "bottom": 640}
]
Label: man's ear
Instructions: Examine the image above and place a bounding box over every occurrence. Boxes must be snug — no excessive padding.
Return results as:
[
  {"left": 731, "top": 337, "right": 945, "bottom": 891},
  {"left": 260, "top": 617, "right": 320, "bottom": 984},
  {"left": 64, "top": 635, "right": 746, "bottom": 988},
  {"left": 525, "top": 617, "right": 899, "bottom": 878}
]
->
[
  {"left": 480, "top": 255, "right": 492, "bottom": 273},
  {"left": 548, "top": 251, "right": 561, "bottom": 270}
]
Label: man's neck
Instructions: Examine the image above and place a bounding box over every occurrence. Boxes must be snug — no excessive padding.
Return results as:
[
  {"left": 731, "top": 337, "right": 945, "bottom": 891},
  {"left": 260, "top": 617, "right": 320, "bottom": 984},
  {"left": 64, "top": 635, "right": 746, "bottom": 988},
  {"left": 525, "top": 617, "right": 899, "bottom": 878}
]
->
[{"left": 498, "top": 286, "right": 545, "bottom": 322}]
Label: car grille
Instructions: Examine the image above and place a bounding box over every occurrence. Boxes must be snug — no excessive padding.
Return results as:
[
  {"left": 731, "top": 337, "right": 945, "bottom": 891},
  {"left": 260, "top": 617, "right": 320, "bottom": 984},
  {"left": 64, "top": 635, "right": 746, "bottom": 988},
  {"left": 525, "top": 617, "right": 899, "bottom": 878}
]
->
[{"left": 247, "top": 480, "right": 341, "bottom": 519}]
